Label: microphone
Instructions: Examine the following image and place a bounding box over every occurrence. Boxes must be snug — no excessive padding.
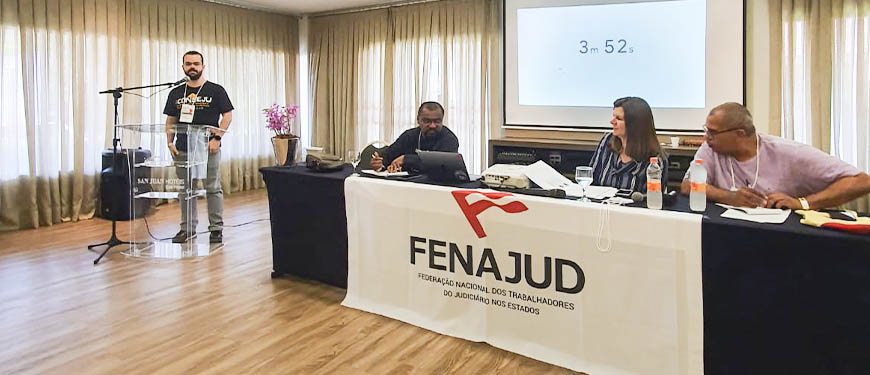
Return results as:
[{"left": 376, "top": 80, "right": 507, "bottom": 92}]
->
[
  {"left": 170, "top": 76, "right": 190, "bottom": 86},
  {"left": 631, "top": 191, "right": 644, "bottom": 203},
  {"left": 494, "top": 187, "right": 567, "bottom": 199},
  {"left": 631, "top": 190, "right": 679, "bottom": 206},
  {"left": 664, "top": 190, "right": 677, "bottom": 206}
]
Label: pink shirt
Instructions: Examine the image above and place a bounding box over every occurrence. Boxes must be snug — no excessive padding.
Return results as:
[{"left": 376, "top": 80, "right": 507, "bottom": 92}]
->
[{"left": 688, "top": 134, "right": 862, "bottom": 197}]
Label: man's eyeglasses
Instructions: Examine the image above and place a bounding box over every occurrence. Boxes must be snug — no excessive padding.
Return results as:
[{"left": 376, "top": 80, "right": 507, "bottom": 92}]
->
[
  {"left": 421, "top": 118, "right": 443, "bottom": 125},
  {"left": 702, "top": 125, "right": 740, "bottom": 137}
]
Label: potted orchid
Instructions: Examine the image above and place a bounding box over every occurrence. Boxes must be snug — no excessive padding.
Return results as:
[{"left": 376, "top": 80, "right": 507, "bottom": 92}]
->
[{"left": 265, "top": 104, "right": 299, "bottom": 166}]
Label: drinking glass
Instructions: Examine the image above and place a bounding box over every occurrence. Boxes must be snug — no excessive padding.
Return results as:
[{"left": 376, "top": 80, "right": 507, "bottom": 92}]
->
[
  {"left": 346, "top": 150, "right": 360, "bottom": 167},
  {"left": 575, "top": 166, "right": 593, "bottom": 201}
]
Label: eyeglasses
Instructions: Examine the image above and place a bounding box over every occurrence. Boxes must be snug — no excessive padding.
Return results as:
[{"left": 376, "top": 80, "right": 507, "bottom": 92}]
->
[
  {"left": 702, "top": 124, "right": 741, "bottom": 137},
  {"left": 420, "top": 118, "right": 443, "bottom": 125}
]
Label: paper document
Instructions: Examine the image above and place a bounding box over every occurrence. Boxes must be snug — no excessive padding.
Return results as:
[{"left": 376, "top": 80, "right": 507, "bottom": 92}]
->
[
  {"left": 720, "top": 209, "right": 790, "bottom": 224},
  {"left": 716, "top": 203, "right": 788, "bottom": 216},
  {"left": 602, "top": 196, "right": 634, "bottom": 205},
  {"left": 524, "top": 161, "right": 617, "bottom": 199},
  {"left": 360, "top": 169, "right": 410, "bottom": 177},
  {"left": 717, "top": 204, "right": 791, "bottom": 224},
  {"left": 585, "top": 185, "right": 619, "bottom": 200}
]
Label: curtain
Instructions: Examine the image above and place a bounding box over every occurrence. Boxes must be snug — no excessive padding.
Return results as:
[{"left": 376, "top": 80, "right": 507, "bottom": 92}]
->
[
  {"left": 309, "top": 10, "right": 388, "bottom": 162},
  {"left": 831, "top": 0, "right": 870, "bottom": 211},
  {"left": 0, "top": 0, "right": 298, "bottom": 231},
  {"left": 308, "top": 0, "right": 501, "bottom": 173},
  {"left": 771, "top": 0, "right": 870, "bottom": 211},
  {"left": 777, "top": 0, "right": 833, "bottom": 149},
  {"left": 1, "top": 0, "right": 124, "bottom": 231}
]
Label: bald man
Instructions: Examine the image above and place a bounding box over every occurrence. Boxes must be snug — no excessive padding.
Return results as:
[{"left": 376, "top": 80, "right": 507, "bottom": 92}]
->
[
  {"left": 682, "top": 102, "right": 870, "bottom": 210},
  {"left": 370, "top": 101, "right": 459, "bottom": 173}
]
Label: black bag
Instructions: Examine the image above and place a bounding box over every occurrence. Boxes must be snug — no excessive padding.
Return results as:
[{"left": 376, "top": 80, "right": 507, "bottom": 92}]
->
[{"left": 305, "top": 154, "right": 346, "bottom": 172}]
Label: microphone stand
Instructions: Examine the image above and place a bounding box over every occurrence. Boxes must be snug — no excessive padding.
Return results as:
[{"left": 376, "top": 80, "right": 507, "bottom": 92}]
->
[{"left": 90, "top": 79, "right": 186, "bottom": 265}]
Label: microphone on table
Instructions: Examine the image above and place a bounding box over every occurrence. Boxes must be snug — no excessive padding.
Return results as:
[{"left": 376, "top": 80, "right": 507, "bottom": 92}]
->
[
  {"left": 630, "top": 191, "right": 645, "bottom": 203},
  {"left": 494, "top": 187, "right": 567, "bottom": 199},
  {"left": 631, "top": 190, "right": 678, "bottom": 206}
]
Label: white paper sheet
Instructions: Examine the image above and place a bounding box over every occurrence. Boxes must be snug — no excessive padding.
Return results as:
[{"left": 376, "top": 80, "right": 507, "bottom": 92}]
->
[
  {"left": 360, "top": 169, "right": 410, "bottom": 177},
  {"left": 524, "top": 161, "right": 617, "bottom": 199},
  {"left": 716, "top": 203, "right": 790, "bottom": 216},
  {"left": 720, "top": 208, "right": 790, "bottom": 224},
  {"left": 585, "top": 185, "right": 619, "bottom": 200}
]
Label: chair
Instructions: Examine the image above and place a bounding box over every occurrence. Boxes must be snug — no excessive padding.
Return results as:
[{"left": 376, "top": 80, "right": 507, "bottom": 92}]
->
[{"left": 357, "top": 141, "right": 389, "bottom": 171}]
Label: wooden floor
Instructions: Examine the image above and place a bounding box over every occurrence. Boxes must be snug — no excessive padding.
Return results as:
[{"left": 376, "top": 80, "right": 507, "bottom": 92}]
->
[{"left": 0, "top": 189, "right": 579, "bottom": 375}]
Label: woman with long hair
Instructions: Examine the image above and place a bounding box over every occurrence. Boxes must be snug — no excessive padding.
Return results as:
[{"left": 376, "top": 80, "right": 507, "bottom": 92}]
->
[{"left": 589, "top": 96, "right": 668, "bottom": 192}]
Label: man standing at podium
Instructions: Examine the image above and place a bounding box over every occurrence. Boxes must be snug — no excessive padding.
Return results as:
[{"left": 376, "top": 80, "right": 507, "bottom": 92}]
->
[{"left": 163, "top": 51, "right": 233, "bottom": 243}]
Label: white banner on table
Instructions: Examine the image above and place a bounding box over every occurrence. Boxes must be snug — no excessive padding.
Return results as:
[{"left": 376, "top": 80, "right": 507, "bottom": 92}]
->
[{"left": 342, "top": 177, "right": 703, "bottom": 374}]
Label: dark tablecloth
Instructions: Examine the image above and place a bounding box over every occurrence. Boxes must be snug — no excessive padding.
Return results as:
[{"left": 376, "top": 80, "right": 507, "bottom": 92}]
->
[
  {"left": 701, "top": 204, "right": 870, "bottom": 375},
  {"left": 261, "top": 165, "right": 354, "bottom": 288},
  {"left": 260, "top": 166, "right": 482, "bottom": 288}
]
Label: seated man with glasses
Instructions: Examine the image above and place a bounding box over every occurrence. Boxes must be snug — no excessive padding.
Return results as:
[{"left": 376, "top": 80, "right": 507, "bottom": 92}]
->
[
  {"left": 370, "top": 101, "right": 460, "bottom": 173},
  {"left": 681, "top": 102, "right": 870, "bottom": 209}
]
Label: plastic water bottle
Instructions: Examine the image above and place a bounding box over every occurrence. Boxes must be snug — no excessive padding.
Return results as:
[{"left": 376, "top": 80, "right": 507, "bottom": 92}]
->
[
  {"left": 689, "top": 159, "right": 707, "bottom": 212},
  {"left": 646, "top": 157, "right": 662, "bottom": 210}
]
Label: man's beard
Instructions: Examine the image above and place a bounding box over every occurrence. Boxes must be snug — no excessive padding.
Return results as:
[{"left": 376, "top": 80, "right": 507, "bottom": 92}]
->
[
  {"left": 422, "top": 128, "right": 440, "bottom": 137},
  {"left": 186, "top": 69, "right": 202, "bottom": 81}
]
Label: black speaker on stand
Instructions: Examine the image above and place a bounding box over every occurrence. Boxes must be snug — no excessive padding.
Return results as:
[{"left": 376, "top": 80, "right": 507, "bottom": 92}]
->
[
  {"left": 99, "top": 149, "right": 152, "bottom": 220},
  {"left": 91, "top": 78, "right": 185, "bottom": 264}
]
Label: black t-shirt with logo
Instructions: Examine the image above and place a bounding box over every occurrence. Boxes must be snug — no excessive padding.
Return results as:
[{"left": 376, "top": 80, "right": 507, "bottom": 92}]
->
[{"left": 163, "top": 81, "right": 233, "bottom": 151}]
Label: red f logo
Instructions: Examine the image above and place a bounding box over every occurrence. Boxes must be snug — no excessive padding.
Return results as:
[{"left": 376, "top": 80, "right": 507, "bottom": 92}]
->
[{"left": 451, "top": 190, "right": 528, "bottom": 238}]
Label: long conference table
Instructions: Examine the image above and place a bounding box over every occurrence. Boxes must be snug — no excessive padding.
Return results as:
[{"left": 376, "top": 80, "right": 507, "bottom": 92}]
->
[{"left": 261, "top": 165, "right": 870, "bottom": 375}]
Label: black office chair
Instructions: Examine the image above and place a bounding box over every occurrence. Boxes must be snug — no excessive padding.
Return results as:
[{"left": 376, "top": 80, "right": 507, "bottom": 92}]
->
[{"left": 356, "top": 141, "right": 389, "bottom": 171}]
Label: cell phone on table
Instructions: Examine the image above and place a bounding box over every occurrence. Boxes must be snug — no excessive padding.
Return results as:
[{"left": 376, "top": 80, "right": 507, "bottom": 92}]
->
[{"left": 615, "top": 189, "right": 633, "bottom": 198}]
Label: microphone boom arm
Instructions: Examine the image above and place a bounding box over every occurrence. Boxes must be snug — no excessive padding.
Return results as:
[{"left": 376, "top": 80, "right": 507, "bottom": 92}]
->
[{"left": 99, "top": 78, "right": 186, "bottom": 94}]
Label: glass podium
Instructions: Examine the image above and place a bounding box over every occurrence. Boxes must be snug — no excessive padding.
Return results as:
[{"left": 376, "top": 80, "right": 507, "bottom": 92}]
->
[{"left": 115, "top": 123, "right": 224, "bottom": 260}]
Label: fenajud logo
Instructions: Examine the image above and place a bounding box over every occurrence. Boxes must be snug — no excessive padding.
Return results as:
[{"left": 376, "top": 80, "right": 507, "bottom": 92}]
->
[
  {"left": 409, "top": 190, "right": 585, "bottom": 296},
  {"left": 451, "top": 190, "right": 528, "bottom": 238}
]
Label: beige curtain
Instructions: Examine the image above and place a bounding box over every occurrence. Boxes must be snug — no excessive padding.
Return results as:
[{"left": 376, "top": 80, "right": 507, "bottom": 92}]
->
[
  {"left": 1, "top": 0, "right": 125, "bottom": 231},
  {"left": 831, "top": 0, "right": 870, "bottom": 212},
  {"left": 309, "top": 0, "right": 501, "bottom": 173},
  {"left": 770, "top": 0, "right": 870, "bottom": 211},
  {"left": 776, "top": 0, "right": 833, "bottom": 150},
  {"left": 0, "top": 0, "right": 298, "bottom": 231},
  {"left": 309, "top": 9, "right": 388, "bottom": 161}
]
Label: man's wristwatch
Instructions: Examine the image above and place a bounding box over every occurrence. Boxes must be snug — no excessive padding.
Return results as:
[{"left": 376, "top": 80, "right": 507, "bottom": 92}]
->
[
  {"left": 210, "top": 135, "right": 222, "bottom": 141},
  {"left": 798, "top": 197, "right": 810, "bottom": 210}
]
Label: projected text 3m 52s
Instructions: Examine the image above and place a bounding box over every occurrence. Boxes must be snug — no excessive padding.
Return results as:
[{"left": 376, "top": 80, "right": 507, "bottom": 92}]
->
[{"left": 578, "top": 39, "right": 633, "bottom": 54}]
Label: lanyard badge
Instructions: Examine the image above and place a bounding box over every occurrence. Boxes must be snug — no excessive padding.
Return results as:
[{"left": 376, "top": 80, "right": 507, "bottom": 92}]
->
[
  {"left": 179, "top": 81, "right": 205, "bottom": 123},
  {"left": 179, "top": 104, "right": 195, "bottom": 123}
]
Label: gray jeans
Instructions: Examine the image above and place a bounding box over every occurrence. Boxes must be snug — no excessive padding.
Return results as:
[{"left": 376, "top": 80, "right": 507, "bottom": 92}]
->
[{"left": 176, "top": 149, "right": 223, "bottom": 233}]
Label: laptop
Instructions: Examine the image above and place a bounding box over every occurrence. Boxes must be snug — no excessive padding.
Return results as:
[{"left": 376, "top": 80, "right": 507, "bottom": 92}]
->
[{"left": 418, "top": 151, "right": 470, "bottom": 183}]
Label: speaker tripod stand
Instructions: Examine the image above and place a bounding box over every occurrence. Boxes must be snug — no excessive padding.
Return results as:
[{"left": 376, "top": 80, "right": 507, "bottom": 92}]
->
[{"left": 89, "top": 79, "right": 185, "bottom": 264}]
